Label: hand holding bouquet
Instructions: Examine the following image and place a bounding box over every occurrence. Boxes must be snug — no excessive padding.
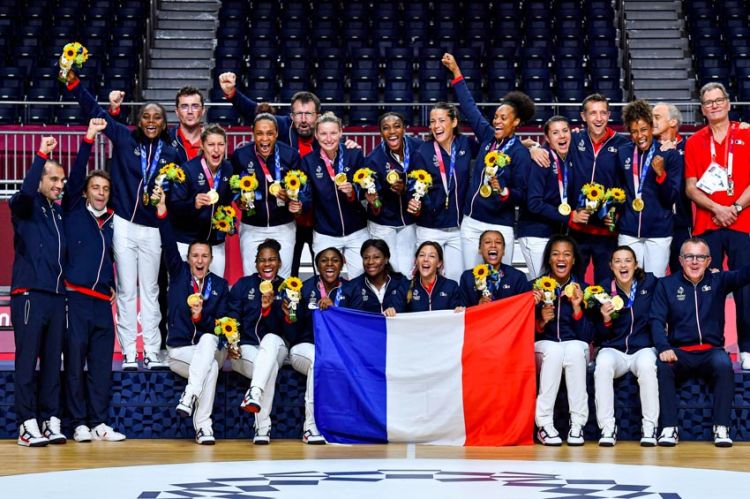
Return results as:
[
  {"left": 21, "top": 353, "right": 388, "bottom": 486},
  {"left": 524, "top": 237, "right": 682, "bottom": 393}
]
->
[
  {"left": 407, "top": 169, "right": 433, "bottom": 201},
  {"left": 214, "top": 317, "right": 240, "bottom": 347},
  {"left": 58, "top": 42, "right": 89, "bottom": 83},
  {"left": 481, "top": 150, "right": 511, "bottom": 197},
  {"left": 230, "top": 173, "right": 259, "bottom": 216},
  {"left": 534, "top": 276, "right": 559, "bottom": 305},
  {"left": 279, "top": 277, "right": 303, "bottom": 322},
  {"left": 284, "top": 169, "right": 307, "bottom": 202},
  {"left": 598, "top": 187, "right": 626, "bottom": 232},
  {"left": 150, "top": 163, "right": 185, "bottom": 204},
  {"left": 579, "top": 182, "right": 605, "bottom": 213},
  {"left": 472, "top": 264, "right": 492, "bottom": 299},
  {"left": 353, "top": 167, "right": 381, "bottom": 208}
]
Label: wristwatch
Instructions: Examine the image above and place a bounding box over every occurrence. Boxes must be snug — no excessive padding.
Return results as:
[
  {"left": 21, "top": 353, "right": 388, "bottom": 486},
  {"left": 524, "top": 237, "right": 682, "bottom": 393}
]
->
[{"left": 733, "top": 202, "right": 743, "bottom": 213}]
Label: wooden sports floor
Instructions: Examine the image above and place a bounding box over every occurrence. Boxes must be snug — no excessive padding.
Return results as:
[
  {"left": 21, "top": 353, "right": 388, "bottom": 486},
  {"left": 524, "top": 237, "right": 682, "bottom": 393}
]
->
[{"left": 1, "top": 440, "right": 748, "bottom": 477}]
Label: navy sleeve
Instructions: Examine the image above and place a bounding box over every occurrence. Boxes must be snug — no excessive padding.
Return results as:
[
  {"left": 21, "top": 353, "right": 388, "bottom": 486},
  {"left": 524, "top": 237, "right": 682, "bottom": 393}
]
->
[
  {"left": 62, "top": 139, "right": 94, "bottom": 212},
  {"left": 459, "top": 271, "right": 478, "bottom": 307},
  {"left": 721, "top": 265, "right": 750, "bottom": 293},
  {"left": 168, "top": 168, "right": 198, "bottom": 219},
  {"left": 227, "top": 279, "right": 246, "bottom": 323},
  {"left": 451, "top": 79, "right": 495, "bottom": 143},
  {"left": 229, "top": 88, "right": 258, "bottom": 124},
  {"left": 655, "top": 151, "right": 682, "bottom": 206},
  {"left": 10, "top": 154, "right": 49, "bottom": 218},
  {"left": 649, "top": 279, "right": 672, "bottom": 353},
  {"left": 448, "top": 280, "right": 464, "bottom": 308}
]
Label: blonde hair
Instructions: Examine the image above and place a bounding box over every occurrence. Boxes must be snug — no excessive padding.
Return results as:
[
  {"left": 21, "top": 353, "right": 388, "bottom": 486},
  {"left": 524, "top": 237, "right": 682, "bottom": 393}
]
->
[{"left": 315, "top": 111, "right": 342, "bottom": 131}]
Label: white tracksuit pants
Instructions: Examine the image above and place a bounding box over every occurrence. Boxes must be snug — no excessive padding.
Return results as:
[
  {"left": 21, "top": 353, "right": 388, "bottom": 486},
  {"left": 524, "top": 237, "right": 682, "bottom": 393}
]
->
[
  {"left": 312, "top": 228, "right": 369, "bottom": 278},
  {"left": 367, "top": 221, "right": 417, "bottom": 275},
  {"left": 534, "top": 339, "right": 590, "bottom": 427},
  {"left": 177, "top": 242, "right": 226, "bottom": 278},
  {"left": 415, "top": 226, "right": 463, "bottom": 282},
  {"left": 289, "top": 342, "right": 317, "bottom": 433},
  {"left": 240, "top": 221, "right": 296, "bottom": 278},
  {"left": 460, "top": 216, "right": 515, "bottom": 268}
]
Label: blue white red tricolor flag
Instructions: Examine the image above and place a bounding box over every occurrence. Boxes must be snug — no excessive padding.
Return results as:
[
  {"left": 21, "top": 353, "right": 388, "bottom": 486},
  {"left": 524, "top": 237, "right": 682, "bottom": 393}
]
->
[{"left": 314, "top": 292, "right": 536, "bottom": 446}]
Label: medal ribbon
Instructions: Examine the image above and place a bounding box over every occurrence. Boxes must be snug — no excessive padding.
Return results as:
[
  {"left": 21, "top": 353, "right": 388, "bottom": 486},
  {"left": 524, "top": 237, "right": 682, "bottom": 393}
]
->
[
  {"left": 553, "top": 151, "right": 568, "bottom": 206},
  {"left": 433, "top": 140, "right": 457, "bottom": 197},
  {"left": 381, "top": 138, "right": 411, "bottom": 173},
  {"left": 709, "top": 122, "right": 736, "bottom": 190},
  {"left": 256, "top": 144, "right": 281, "bottom": 184},
  {"left": 201, "top": 157, "right": 222, "bottom": 190},
  {"left": 192, "top": 276, "right": 212, "bottom": 301},
  {"left": 611, "top": 278, "right": 637, "bottom": 309},
  {"left": 321, "top": 144, "right": 345, "bottom": 181},
  {"left": 140, "top": 140, "right": 163, "bottom": 187},
  {"left": 632, "top": 141, "right": 656, "bottom": 201}
]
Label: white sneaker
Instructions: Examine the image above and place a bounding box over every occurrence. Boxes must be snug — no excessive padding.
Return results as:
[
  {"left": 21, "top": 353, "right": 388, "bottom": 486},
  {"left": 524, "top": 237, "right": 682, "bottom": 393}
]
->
[
  {"left": 536, "top": 424, "right": 562, "bottom": 446},
  {"left": 713, "top": 425, "right": 733, "bottom": 447},
  {"left": 303, "top": 428, "right": 327, "bottom": 445},
  {"left": 567, "top": 423, "right": 584, "bottom": 446},
  {"left": 91, "top": 423, "right": 126, "bottom": 442},
  {"left": 640, "top": 423, "right": 657, "bottom": 447},
  {"left": 195, "top": 427, "right": 215, "bottom": 445},
  {"left": 598, "top": 425, "right": 617, "bottom": 447},
  {"left": 253, "top": 426, "right": 271, "bottom": 445},
  {"left": 42, "top": 417, "right": 67, "bottom": 444},
  {"left": 74, "top": 425, "right": 92, "bottom": 443},
  {"left": 240, "top": 387, "right": 262, "bottom": 414},
  {"left": 122, "top": 354, "right": 138, "bottom": 371},
  {"left": 658, "top": 426, "right": 679, "bottom": 447},
  {"left": 18, "top": 419, "right": 48, "bottom": 447},
  {"left": 143, "top": 352, "right": 168, "bottom": 370},
  {"left": 741, "top": 352, "right": 750, "bottom": 371},
  {"left": 176, "top": 389, "right": 196, "bottom": 417}
]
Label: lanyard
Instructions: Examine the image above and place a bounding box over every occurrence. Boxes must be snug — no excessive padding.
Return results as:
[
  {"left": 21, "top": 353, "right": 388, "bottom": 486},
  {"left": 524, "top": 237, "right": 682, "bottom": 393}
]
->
[
  {"left": 201, "top": 158, "right": 222, "bottom": 190},
  {"left": 709, "top": 123, "right": 736, "bottom": 183},
  {"left": 321, "top": 144, "right": 344, "bottom": 181},
  {"left": 611, "top": 279, "right": 637, "bottom": 309},
  {"left": 140, "top": 140, "right": 163, "bottom": 186},
  {"left": 382, "top": 138, "right": 411, "bottom": 173},
  {"left": 434, "top": 140, "right": 456, "bottom": 197},
  {"left": 317, "top": 277, "right": 341, "bottom": 299},
  {"left": 487, "top": 267, "right": 505, "bottom": 294},
  {"left": 553, "top": 151, "right": 568, "bottom": 205},
  {"left": 632, "top": 142, "right": 656, "bottom": 199},
  {"left": 192, "top": 276, "right": 212, "bottom": 300},
  {"left": 255, "top": 144, "right": 281, "bottom": 184}
]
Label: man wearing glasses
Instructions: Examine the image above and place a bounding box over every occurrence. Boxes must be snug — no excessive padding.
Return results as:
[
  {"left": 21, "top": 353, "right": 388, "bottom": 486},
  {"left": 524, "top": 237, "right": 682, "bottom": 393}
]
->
[
  {"left": 685, "top": 82, "right": 750, "bottom": 371},
  {"left": 650, "top": 237, "right": 750, "bottom": 447}
]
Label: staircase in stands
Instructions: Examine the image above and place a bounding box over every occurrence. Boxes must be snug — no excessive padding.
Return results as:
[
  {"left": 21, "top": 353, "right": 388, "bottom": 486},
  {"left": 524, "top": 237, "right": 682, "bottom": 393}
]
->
[{"left": 142, "top": 0, "right": 221, "bottom": 102}]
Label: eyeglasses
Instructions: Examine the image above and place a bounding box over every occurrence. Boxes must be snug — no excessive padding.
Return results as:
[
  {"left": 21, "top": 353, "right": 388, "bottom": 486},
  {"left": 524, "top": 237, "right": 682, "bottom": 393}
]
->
[
  {"left": 680, "top": 254, "right": 710, "bottom": 262},
  {"left": 178, "top": 103, "right": 203, "bottom": 112},
  {"left": 700, "top": 97, "right": 728, "bottom": 108},
  {"left": 291, "top": 111, "right": 316, "bottom": 119}
]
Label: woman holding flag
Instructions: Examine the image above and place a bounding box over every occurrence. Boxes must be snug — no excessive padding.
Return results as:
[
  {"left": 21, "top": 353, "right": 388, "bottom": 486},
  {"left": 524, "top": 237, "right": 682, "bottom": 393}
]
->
[
  {"left": 405, "top": 241, "right": 464, "bottom": 312},
  {"left": 169, "top": 124, "right": 234, "bottom": 276},
  {"left": 335, "top": 239, "right": 409, "bottom": 315},
  {"left": 593, "top": 246, "right": 659, "bottom": 447},
  {"left": 294, "top": 112, "right": 368, "bottom": 277},
  {"left": 442, "top": 53, "right": 536, "bottom": 269},
  {"left": 364, "top": 112, "right": 424, "bottom": 274},
  {"left": 151, "top": 185, "right": 230, "bottom": 445},
  {"left": 232, "top": 113, "right": 302, "bottom": 277},
  {"left": 458, "top": 230, "right": 531, "bottom": 306},
  {"left": 534, "top": 235, "right": 592, "bottom": 446},
  {"left": 616, "top": 100, "right": 682, "bottom": 277}
]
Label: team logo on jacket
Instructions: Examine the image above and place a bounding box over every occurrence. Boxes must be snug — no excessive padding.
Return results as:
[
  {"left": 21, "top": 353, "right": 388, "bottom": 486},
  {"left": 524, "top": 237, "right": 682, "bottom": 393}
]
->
[
  {"left": 439, "top": 291, "right": 448, "bottom": 297},
  {"left": 248, "top": 288, "right": 256, "bottom": 300},
  {"left": 734, "top": 139, "right": 745, "bottom": 145},
  {"left": 640, "top": 289, "right": 648, "bottom": 295},
  {"left": 624, "top": 157, "right": 631, "bottom": 170},
  {"left": 459, "top": 149, "right": 466, "bottom": 156},
  {"left": 316, "top": 165, "right": 324, "bottom": 178},
  {"left": 198, "top": 172, "right": 206, "bottom": 186},
  {"left": 361, "top": 288, "right": 369, "bottom": 302},
  {"left": 702, "top": 284, "right": 712, "bottom": 292},
  {"left": 676, "top": 286, "right": 685, "bottom": 301},
  {"left": 412, "top": 289, "right": 421, "bottom": 301},
  {"left": 133, "top": 147, "right": 141, "bottom": 156},
  {"left": 577, "top": 139, "right": 585, "bottom": 151},
  {"left": 502, "top": 284, "right": 511, "bottom": 289},
  {"left": 607, "top": 146, "right": 617, "bottom": 153}
]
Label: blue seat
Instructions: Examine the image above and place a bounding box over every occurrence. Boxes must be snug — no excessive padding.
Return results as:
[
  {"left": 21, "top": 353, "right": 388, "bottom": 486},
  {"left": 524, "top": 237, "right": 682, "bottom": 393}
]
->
[
  {"left": 373, "top": 19, "right": 400, "bottom": 41},
  {"left": 0, "top": 104, "right": 18, "bottom": 124},
  {"left": 206, "top": 106, "right": 239, "bottom": 126},
  {"left": 384, "top": 81, "right": 414, "bottom": 122},
  {"left": 419, "top": 79, "right": 447, "bottom": 103},
  {"left": 280, "top": 79, "right": 308, "bottom": 102},
  {"left": 55, "top": 105, "right": 85, "bottom": 125},
  {"left": 315, "top": 81, "right": 344, "bottom": 103},
  {"left": 246, "top": 80, "right": 278, "bottom": 102}
]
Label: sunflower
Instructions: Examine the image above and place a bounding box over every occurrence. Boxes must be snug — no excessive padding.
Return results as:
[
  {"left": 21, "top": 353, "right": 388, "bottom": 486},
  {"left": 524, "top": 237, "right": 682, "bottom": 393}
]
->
[
  {"left": 472, "top": 264, "right": 489, "bottom": 279},
  {"left": 585, "top": 285, "right": 605, "bottom": 296},
  {"left": 409, "top": 169, "right": 431, "bottom": 185},
  {"left": 220, "top": 205, "right": 235, "bottom": 218},
  {"left": 159, "top": 163, "right": 174, "bottom": 176},
  {"left": 609, "top": 187, "right": 626, "bottom": 203},
  {"left": 66, "top": 48, "right": 75, "bottom": 58},
  {"left": 240, "top": 175, "right": 257, "bottom": 192},
  {"left": 582, "top": 182, "right": 605, "bottom": 201},
  {"left": 285, "top": 276, "right": 303, "bottom": 292},
  {"left": 534, "top": 276, "right": 559, "bottom": 292},
  {"left": 484, "top": 150, "right": 500, "bottom": 167},
  {"left": 286, "top": 175, "right": 300, "bottom": 190},
  {"left": 353, "top": 168, "right": 369, "bottom": 184},
  {"left": 213, "top": 218, "right": 230, "bottom": 232},
  {"left": 174, "top": 167, "right": 186, "bottom": 183}
]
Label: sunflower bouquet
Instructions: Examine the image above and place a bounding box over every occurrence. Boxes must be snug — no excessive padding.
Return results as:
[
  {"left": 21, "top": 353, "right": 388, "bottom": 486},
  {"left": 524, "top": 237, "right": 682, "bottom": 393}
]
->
[
  {"left": 481, "top": 150, "right": 511, "bottom": 197},
  {"left": 472, "top": 264, "right": 492, "bottom": 299},
  {"left": 214, "top": 316, "right": 240, "bottom": 347},
  {"left": 579, "top": 182, "right": 606, "bottom": 213},
  {"left": 284, "top": 169, "right": 307, "bottom": 202},
  {"left": 353, "top": 167, "right": 381, "bottom": 209},
  {"left": 150, "top": 163, "right": 186, "bottom": 204},
  {"left": 58, "top": 42, "right": 89, "bottom": 83},
  {"left": 407, "top": 169, "right": 433, "bottom": 201},
  {"left": 534, "top": 276, "right": 559, "bottom": 305},
  {"left": 583, "top": 285, "right": 624, "bottom": 317},
  {"left": 278, "top": 276, "right": 304, "bottom": 322},
  {"left": 230, "top": 173, "right": 260, "bottom": 215},
  {"left": 597, "top": 187, "right": 627, "bottom": 232},
  {"left": 212, "top": 205, "right": 237, "bottom": 235}
]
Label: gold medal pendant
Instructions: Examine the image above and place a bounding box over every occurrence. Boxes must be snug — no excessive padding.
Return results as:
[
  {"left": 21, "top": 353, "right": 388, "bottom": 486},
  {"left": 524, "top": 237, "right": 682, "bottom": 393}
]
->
[
  {"left": 610, "top": 295, "right": 624, "bottom": 311},
  {"left": 479, "top": 184, "right": 492, "bottom": 198},
  {"left": 334, "top": 173, "right": 348, "bottom": 185},
  {"left": 268, "top": 182, "right": 282, "bottom": 197},
  {"left": 259, "top": 280, "right": 274, "bottom": 295},
  {"left": 187, "top": 293, "right": 202, "bottom": 307},
  {"left": 445, "top": 197, "right": 450, "bottom": 209},
  {"left": 143, "top": 192, "right": 150, "bottom": 206},
  {"left": 386, "top": 170, "right": 401, "bottom": 185},
  {"left": 558, "top": 203, "right": 572, "bottom": 216},
  {"left": 632, "top": 198, "right": 645, "bottom": 212},
  {"left": 207, "top": 189, "right": 219, "bottom": 204}
]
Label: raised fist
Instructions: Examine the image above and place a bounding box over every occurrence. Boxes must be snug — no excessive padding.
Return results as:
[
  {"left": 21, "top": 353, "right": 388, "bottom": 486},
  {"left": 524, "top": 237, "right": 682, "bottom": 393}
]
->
[
  {"left": 109, "top": 90, "right": 125, "bottom": 108},
  {"left": 39, "top": 136, "right": 57, "bottom": 155},
  {"left": 219, "top": 72, "right": 237, "bottom": 95}
]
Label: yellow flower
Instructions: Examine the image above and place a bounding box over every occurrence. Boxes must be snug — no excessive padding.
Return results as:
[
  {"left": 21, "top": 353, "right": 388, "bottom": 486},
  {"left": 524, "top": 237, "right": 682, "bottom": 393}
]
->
[
  {"left": 484, "top": 150, "right": 500, "bottom": 167},
  {"left": 213, "top": 218, "right": 230, "bottom": 232},
  {"left": 66, "top": 48, "right": 75, "bottom": 58},
  {"left": 286, "top": 175, "right": 300, "bottom": 190},
  {"left": 240, "top": 175, "right": 257, "bottom": 192},
  {"left": 585, "top": 285, "right": 604, "bottom": 296},
  {"left": 582, "top": 182, "right": 605, "bottom": 201},
  {"left": 174, "top": 168, "right": 186, "bottom": 183},
  {"left": 220, "top": 205, "right": 235, "bottom": 218},
  {"left": 609, "top": 187, "right": 626, "bottom": 203},
  {"left": 214, "top": 317, "right": 240, "bottom": 340},
  {"left": 285, "top": 276, "right": 303, "bottom": 292},
  {"left": 534, "top": 276, "right": 559, "bottom": 292},
  {"left": 353, "top": 168, "right": 369, "bottom": 183},
  {"left": 472, "top": 264, "right": 489, "bottom": 279},
  {"left": 497, "top": 152, "right": 511, "bottom": 167}
]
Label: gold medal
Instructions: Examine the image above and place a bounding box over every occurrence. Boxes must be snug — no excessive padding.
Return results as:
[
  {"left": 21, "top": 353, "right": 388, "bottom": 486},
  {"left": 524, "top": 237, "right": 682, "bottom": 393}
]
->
[
  {"left": 143, "top": 192, "right": 150, "bottom": 206},
  {"left": 563, "top": 283, "right": 577, "bottom": 298},
  {"left": 632, "top": 198, "right": 645, "bottom": 212},
  {"left": 268, "top": 182, "right": 282, "bottom": 197},
  {"left": 187, "top": 293, "right": 202, "bottom": 307},
  {"left": 334, "top": 173, "right": 348, "bottom": 185},
  {"left": 610, "top": 295, "right": 624, "bottom": 311},
  {"left": 558, "top": 203, "right": 572, "bottom": 216},
  {"left": 479, "top": 184, "right": 492, "bottom": 198},
  {"left": 386, "top": 170, "right": 401, "bottom": 185},
  {"left": 207, "top": 189, "right": 219, "bottom": 205},
  {"left": 445, "top": 197, "right": 450, "bottom": 209},
  {"left": 259, "top": 280, "right": 274, "bottom": 295}
]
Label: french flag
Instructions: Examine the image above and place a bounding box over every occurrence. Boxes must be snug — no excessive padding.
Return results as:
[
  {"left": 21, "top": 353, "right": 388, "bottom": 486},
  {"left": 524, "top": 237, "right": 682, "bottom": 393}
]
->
[{"left": 314, "top": 292, "right": 536, "bottom": 446}]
